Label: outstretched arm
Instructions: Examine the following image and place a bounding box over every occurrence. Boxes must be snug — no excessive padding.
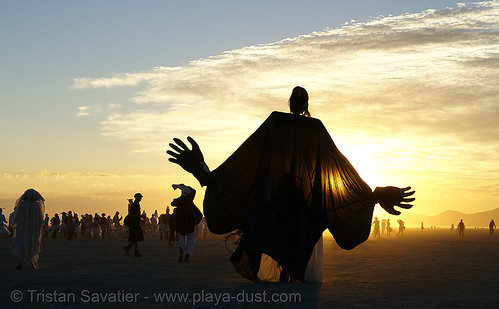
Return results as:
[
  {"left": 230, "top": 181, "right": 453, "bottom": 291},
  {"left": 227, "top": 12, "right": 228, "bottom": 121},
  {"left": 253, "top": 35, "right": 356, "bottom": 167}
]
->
[
  {"left": 166, "top": 137, "right": 210, "bottom": 185},
  {"left": 373, "top": 186, "right": 415, "bottom": 215}
]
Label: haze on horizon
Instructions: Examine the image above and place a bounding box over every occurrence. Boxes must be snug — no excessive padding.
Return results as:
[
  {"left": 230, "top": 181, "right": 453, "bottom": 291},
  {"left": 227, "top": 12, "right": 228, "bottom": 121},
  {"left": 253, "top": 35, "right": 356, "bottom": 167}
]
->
[{"left": 1, "top": 1, "right": 498, "bottom": 220}]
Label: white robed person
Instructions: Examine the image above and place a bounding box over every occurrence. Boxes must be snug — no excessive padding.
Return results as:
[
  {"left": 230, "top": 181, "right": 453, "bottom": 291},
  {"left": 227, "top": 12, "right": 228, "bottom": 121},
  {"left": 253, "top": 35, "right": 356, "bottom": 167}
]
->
[
  {"left": 10, "top": 188, "right": 45, "bottom": 269},
  {"left": 167, "top": 86, "right": 415, "bottom": 283}
]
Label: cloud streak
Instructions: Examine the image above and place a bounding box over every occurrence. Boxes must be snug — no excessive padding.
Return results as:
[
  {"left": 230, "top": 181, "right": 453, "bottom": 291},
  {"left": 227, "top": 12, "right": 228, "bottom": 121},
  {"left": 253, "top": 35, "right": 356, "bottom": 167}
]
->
[
  {"left": 75, "top": 103, "right": 122, "bottom": 117},
  {"left": 76, "top": 106, "right": 90, "bottom": 117},
  {"left": 72, "top": 2, "right": 499, "bottom": 214}
]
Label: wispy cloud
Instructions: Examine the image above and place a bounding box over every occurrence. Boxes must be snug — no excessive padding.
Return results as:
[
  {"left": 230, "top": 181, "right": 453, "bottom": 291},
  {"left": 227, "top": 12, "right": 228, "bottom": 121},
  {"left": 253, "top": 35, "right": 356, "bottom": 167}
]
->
[
  {"left": 76, "top": 103, "right": 122, "bottom": 117},
  {"left": 76, "top": 106, "right": 90, "bottom": 117},
  {"left": 72, "top": 2, "right": 499, "bottom": 213}
]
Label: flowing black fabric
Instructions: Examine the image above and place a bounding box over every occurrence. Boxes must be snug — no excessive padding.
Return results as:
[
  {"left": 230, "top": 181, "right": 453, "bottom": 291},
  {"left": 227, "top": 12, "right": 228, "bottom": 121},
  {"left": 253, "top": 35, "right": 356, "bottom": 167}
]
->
[{"left": 203, "top": 112, "right": 375, "bottom": 282}]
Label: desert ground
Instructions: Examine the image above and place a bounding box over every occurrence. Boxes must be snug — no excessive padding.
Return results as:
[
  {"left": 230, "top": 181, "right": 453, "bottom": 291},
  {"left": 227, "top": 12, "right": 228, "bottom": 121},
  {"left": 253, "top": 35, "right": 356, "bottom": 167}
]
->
[{"left": 1, "top": 227, "right": 498, "bottom": 308}]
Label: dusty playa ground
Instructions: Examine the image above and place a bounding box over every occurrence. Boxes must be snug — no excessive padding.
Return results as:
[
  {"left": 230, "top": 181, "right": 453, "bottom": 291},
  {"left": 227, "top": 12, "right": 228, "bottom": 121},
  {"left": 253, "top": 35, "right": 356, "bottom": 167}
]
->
[{"left": 1, "top": 228, "right": 498, "bottom": 308}]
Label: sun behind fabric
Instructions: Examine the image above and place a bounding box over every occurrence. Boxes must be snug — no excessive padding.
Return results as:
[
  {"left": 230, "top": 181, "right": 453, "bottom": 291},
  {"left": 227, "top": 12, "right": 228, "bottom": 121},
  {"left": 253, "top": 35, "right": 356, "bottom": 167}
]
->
[{"left": 166, "top": 87, "right": 415, "bottom": 283}]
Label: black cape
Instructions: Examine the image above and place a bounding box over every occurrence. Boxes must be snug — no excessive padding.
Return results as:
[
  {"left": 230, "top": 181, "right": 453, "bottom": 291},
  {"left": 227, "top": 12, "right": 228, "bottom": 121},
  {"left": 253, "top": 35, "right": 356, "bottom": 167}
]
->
[{"left": 203, "top": 112, "right": 375, "bottom": 282}]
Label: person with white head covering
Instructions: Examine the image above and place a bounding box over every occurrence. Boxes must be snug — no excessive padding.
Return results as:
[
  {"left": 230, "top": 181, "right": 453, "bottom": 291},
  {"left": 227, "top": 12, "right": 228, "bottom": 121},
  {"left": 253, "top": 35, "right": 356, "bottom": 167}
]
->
[
  {"left": 10, "top": 188, "right": 45, "bottom": 269},
  {"left": 171, "top": 184, "right": 203, "bottom": 262}
]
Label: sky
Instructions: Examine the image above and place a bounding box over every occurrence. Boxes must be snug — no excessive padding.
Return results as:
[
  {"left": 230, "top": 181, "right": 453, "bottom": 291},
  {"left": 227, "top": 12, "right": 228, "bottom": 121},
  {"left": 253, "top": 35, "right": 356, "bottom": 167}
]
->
[{"left": 1, "top": 1, "right": 498, "bottom": 222}]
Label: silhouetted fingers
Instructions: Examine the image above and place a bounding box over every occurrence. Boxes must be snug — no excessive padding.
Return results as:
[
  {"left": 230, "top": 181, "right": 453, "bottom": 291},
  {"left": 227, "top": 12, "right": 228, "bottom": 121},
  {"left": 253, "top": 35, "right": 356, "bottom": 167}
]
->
[
  {"left": 187, "top": 136, "right": 200, "bottom": 152},
  {"left": 168, "top": 157, "right": 179, "bottom": 164},
  {"left": 387, "top": 208, "right": 401, "bottom": 215},
  {"left": 402, "top": 197, "right": 415, "bottom": 203},
  {"left": 173, "top": 138, "right": 189, "bottom": 151},
  {"left": 168, "top": 143, "right": 184, "bottom": 154},
  {"left": 403, "top": 190, "right": 415, "bottom": 197},
  {"left": 381, "top": 204, "right": 400, "bottom": 215},
  {"left": 397, "top": 203, "right": 413, "bottom": 209},
  {"left": 166, "top": 150, "right": 180, "bottom": 159}
]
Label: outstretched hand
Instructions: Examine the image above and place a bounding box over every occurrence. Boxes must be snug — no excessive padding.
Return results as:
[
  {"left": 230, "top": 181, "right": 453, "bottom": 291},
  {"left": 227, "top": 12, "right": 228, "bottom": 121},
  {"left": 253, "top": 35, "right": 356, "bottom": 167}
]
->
[
  {"left": 374, "top": 186, "right": 415, "bottom": 215},
  {"left": 167, "top": 137, "right": 205, "bottom": 174}
]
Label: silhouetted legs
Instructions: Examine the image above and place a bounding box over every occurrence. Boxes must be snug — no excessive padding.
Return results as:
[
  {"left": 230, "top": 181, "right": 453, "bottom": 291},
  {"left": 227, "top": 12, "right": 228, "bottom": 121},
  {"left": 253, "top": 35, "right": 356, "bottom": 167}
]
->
[{"left": 123, "top": 242, "right": 142, "bottom": 257}]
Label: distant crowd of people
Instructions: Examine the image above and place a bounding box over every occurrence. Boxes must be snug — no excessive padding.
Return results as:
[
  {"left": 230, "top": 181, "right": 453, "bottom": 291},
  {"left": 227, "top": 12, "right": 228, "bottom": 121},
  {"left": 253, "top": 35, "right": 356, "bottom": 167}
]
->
[
  {"left": 369, "top": 218, "right": 497, "bottom": 238},
  {"left": 34, "top": 207, "right": 209, "bottom": 242},
  {"left": 370, "top": 218, "right": 405, "bottom": 238},
  {"left": 0, "top": 207, "right": 209, "bottom": 242}
]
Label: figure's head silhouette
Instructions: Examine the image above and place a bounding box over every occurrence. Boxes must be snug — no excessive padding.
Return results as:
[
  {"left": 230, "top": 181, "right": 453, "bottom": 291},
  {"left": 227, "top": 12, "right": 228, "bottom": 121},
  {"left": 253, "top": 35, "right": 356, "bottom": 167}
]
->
[
  {"left": 289, "top": 86, "right": 311, "bottom": 117},
  {"left": 134, "top": 193, "right": 143, "bottom": 201}
]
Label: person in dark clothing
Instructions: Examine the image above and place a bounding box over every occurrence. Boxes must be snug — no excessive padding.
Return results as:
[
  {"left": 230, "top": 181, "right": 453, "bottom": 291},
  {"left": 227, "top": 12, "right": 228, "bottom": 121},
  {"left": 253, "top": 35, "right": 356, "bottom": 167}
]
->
[
  {"left": 50, "top": 214, "right": 60, "bottom": 239},
  {"left": 167, "top": 86, "right": 415, "bottom": 282},
  {"left": 158, "top": 209, "right": 170, "bottom": 241},
  {"left": 171, "top": 184, "right": 203, "bottom": 262},
  {"left": 457, "top": 219, "right": 465, "bottom": 236},
  {"left": 123, "top": 193, "right": 145, "bottom": 257},
  {"left": 168, "top": 208, "right": 177, "bottom": 247},
  {"left": 99, "top": 213, "right": 108, "bottom": 239},
  {"left": 66, "top": 211, "right": 75, "bottom": 240}
]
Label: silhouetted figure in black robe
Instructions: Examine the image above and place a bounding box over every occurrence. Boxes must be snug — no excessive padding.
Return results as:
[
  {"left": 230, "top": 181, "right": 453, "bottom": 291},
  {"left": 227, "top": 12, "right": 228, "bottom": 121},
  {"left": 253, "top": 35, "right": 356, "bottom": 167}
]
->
[
  {"left": 167, "top": 86, "right": 414, "bottom": 282},
  {"left": 124, "top": 193, "right": 145, "bottom": 257}
]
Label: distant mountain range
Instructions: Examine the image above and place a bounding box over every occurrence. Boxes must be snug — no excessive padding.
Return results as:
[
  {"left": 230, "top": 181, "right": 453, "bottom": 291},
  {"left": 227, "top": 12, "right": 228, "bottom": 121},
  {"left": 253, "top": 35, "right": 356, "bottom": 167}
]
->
[{"left": 398, "top": 207, "right": 499, "bottom": 228}]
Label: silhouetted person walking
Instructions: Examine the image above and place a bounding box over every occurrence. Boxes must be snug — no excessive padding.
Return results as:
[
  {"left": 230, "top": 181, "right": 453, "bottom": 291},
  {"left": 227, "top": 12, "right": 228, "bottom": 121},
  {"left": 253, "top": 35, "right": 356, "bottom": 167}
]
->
[
  {"left": 397, "top": 219, "right": 405, "bottom": 236},
  {"left": 386, "top": 219, "right": 392, "bottom": 237},
  {"left": 169, "top": 208, "right": 177, "bottom": 247},
  {"left": 171, "top": 184, "right": 202, "bottom": 262},
  {"left": 489, "top": 219, "right": 495, "bottom": 236},
  {"left": 100, "top": 213, "right": 108, "bottom": 239},
  {"left": 372, "top": 217, "right": 380, "bottom": 239},
  {"left": 158, "top": 208, "right": 170, "bottom": 241},
  {"left": 113, "top": 211, "right": 122, "bottom": 238},
  {"left": 457, "top": 219, "right": 465, "bottom": 236},
  {"left": 123, "top": 193, "right": 145, "bottom": 257},
  {"left": 42, "top": 214, "right": 49, "bottom": 237},
  {"left": 50, "top": 213, "right": 60, "bottom": 238},
  {"left": 0, "top": 208, "right": 11, "bottom": 238}
]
